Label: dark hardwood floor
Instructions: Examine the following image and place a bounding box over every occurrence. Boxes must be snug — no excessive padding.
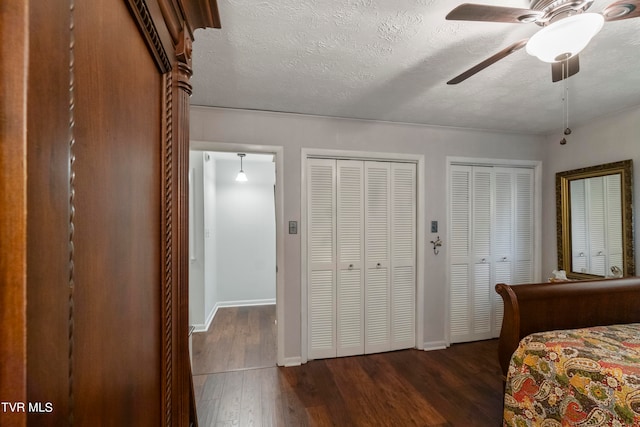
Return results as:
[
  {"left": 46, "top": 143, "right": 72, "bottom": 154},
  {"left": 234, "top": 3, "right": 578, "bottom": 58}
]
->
[
  {"left": 193, "top": 306, "right": 504, "bottom": 426},
  {"left": 192, "top": 305, "right": 277, "bottom": 375}
]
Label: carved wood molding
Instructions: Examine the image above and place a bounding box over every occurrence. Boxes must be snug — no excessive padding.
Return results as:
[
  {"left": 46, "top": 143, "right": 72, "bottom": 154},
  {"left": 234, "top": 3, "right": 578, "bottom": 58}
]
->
[
  {"left": 126, "top": 0, "right": 174, "bottom": 73},
  {"left": 127, "top": 0, "right": 220, "bottom": 73},
  {"left": 179, "top": 0, "right": 221, "bottom": 32},
  {"left": 161, "top": 71, "right": 174, "bottom": 427},
  {"left": 68, "top": 1, "right": 77, "bottom": 424}
]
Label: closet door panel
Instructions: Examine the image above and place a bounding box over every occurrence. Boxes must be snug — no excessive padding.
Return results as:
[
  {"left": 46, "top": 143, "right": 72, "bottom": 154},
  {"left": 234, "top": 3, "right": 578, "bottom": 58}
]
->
[
  {"left": 336, "top": 160, "right": 364, "bottom": 356},
  {"left": 588, "top": 177, "right": 606, "bottom": 276},
  {"left": 390, "top": 163, "right": 416, "bottom": 349},
  {"left": 449, "top": 166, "right": 472, "bottom": 340},
  {"left": 493, "top": 169, "right": 513, "bottom": 335},
  {"left": 308, "top": 159, "right": 337, "bottom": 359},
  {"left": 472, "top": 168, "right": 492, "bottom": 338},
  {"left": 364, "top": 162, "right": 391, "bottom": 353},
  {"left": 514, "top": 169, "right": 534, "bottom": 284},
  {"left": 571, "top": 180, "right": 588, "bottom": 273}
]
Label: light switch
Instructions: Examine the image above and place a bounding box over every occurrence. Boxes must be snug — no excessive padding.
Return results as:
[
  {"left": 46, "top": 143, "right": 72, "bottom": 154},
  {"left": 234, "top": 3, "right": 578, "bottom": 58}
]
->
[{"left": 289, "top": 221, "right": 298, "bottom": 234}]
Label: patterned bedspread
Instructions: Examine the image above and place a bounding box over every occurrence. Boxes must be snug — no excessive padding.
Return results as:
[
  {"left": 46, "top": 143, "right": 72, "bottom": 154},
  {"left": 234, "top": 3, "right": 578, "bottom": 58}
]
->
[{"left": 503, "top": 323, "right": 640, "bottom": 426}]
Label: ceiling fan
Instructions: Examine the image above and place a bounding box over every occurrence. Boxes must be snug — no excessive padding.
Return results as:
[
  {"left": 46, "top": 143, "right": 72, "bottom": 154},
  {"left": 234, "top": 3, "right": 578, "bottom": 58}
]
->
[{"left": 445, "top": 0, "right": 640, "bottom": 84}]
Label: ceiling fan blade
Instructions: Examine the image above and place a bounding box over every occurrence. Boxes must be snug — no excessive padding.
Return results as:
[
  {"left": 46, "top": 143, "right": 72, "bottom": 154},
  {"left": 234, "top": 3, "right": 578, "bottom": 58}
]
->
[
  {"left": 447, "top": 39, "right": 528, "bottom": 85},
  {"left": 446, "top": 3, "right": 543, "bottom": 24},
  {"left": 602, "top": 0, "right": 640, "bottom": 21},
  {"left": 551, "top": 55, "right": 580, "bottom": 82}
]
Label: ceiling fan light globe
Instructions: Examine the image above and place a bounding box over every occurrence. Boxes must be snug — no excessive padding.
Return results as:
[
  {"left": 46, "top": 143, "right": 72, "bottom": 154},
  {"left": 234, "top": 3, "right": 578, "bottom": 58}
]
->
[{"left": 525, "top": 13, "right": 604, "bottom": 63}]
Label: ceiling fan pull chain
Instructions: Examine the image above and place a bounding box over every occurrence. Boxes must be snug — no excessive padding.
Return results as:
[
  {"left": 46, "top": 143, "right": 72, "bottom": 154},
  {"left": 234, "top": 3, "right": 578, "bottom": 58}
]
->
[
  {"left": 564, "top": 59, "right": 571, "bottom": 137},
  {"left": 560, "top": 60, "right": 571, "bottom": 145}
]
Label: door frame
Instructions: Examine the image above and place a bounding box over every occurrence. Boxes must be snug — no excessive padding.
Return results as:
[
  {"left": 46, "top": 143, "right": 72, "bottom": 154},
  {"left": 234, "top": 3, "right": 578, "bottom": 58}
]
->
[
  {"left": 190, "top": 140, "right": 285, "bottom": 367},
  {"left": 445, "top": 156, "right": 543, "bottom": 346},
  {"left": 301, "top": 148, "right": 425, "bottom": 363}
]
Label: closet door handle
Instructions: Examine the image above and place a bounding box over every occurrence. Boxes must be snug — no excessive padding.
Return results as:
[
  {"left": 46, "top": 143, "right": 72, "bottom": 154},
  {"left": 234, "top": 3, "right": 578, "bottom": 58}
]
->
[
  {"left": 376, "top": 262, "right": 381, "bottom": 268},
  {"left": 502, "top": 257, "right": 507, "bottom": 261},
  {"left": 348, "top": 264, "right": 354, "bottom": 270}
]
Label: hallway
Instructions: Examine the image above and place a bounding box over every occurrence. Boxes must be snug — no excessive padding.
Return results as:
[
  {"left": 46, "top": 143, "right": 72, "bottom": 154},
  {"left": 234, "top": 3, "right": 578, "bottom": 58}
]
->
[{"left": 192, "top": 305, "right": 277, "bottom": 375}]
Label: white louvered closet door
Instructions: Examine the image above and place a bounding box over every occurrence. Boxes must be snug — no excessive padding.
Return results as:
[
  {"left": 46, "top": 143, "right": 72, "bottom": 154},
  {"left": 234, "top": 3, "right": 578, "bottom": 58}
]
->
[
  {"left": 364, "top": 161, "right": 392, "bottom": 354},
  {"left": 336, "top": 160, "right": 365, "bottom": 357},
  {"left": 390, "top": 163, "right": 416, "bottom": 350},
  {"left": 307, "top": 159, "right": 337, "bottom": 359},
  {"left": 308, "top": 158, "right": 416, "bottom": 359},
  {"left": 449, "top": 165, "right": 534, "bottom": 343}
]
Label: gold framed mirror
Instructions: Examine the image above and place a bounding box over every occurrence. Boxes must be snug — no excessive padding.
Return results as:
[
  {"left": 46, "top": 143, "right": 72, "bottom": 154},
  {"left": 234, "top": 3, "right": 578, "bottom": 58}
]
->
[{"left": 556, "top": 159, "right": 634, "bottom": 280}]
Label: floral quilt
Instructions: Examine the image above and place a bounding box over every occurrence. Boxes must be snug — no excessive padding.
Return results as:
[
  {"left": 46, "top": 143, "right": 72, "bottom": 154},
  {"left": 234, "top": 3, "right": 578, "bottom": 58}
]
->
[{"left": 503, "top": 323, "right": 640, "bottom": 426}]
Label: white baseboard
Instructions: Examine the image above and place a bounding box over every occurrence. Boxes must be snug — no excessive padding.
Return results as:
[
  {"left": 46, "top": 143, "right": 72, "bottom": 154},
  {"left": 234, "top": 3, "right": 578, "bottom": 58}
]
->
[
  {"left": 422, "top": 341, "right": 447, "bottom": 351},
  {"left": 215, "top": 298, "right": 276, "bottom": 308},
  {"left": 283, "top": 356, "right": 302, "bottom": 367},
  {"left": 191, "top": 298, "right": 276, "bottom": 333},
  {"left": 192, "top": 306, "right": 217, "bottom": 333}
]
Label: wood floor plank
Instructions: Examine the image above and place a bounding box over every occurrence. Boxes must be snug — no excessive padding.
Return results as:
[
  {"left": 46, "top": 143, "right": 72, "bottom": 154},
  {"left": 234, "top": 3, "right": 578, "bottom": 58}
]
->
[
  {"left": 216, "top": 371, "right": 244, "bottom": 424},
  {"left": 259, "top": 368, "right": 286, "bottom": 427},
  {"left": 239, "top": 368, "right": 262, "bottom": 426}
]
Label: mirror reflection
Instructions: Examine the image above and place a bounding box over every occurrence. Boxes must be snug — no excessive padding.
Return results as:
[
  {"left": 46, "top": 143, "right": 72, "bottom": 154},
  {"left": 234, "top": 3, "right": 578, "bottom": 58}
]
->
[
  {"left": 556, "top": 159, "right": 634, "bottom": 280},
  {"left": 570, "top": 174, "right": 622, "bottom": 276}
]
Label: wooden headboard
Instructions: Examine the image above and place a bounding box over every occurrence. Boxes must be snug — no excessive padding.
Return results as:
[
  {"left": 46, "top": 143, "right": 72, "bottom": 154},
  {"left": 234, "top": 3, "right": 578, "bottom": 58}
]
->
[{"left": 495, "top": 277, "right": 640, "bottom": 378}]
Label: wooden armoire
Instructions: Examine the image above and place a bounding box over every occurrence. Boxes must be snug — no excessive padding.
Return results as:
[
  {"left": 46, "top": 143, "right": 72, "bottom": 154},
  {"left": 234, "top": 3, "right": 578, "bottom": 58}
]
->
[{"left": 0, "top": 1, "right": 219, "bottom": 425}]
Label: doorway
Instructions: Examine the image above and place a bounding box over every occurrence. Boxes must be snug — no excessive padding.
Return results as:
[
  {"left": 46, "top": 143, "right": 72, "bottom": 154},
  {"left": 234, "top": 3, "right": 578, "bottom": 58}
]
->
[{"left": 188, "top": 143, "right": 285, "bottom": 373}]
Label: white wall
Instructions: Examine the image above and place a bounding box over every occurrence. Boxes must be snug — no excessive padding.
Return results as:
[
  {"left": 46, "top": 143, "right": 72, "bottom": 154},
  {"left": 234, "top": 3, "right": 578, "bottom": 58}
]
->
[
  {"left": 541, "top": 105, "right": 640, "bottom": 278},
  {"left": 203, "top": 154, "right": 217, "bottom": 322},
  {"left": 191, "top": 105, "right": 546, "bottom": 360},
  {"left": 215, "top": 158, "right": 276, "bottom": 303},
  {"left": 189, "top": 151, "right": 206, "bottom": 328}
]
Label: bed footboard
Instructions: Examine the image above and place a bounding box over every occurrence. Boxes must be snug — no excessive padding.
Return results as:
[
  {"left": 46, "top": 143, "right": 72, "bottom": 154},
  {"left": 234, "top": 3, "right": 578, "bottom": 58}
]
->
[{"left": 495, "top": 277, "right": 640, "bottom": 379}]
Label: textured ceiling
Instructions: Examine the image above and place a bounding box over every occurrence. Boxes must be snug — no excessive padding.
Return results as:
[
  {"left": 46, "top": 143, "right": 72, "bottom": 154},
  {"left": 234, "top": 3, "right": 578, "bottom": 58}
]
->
[{"left": 190, "top": 0, "right": 640, "bottom": 135}]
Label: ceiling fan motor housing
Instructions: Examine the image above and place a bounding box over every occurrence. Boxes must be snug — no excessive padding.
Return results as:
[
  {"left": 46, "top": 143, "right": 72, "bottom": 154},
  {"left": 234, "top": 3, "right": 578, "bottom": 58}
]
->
[{"left": 530, "top": 0, "right": 595, "bottom": 25}]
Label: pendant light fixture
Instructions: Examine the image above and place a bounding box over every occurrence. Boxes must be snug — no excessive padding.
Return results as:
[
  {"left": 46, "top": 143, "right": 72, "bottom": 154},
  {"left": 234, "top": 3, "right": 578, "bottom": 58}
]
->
[{"left": 236, "top": 153, "right": 248, "bottom": 182}]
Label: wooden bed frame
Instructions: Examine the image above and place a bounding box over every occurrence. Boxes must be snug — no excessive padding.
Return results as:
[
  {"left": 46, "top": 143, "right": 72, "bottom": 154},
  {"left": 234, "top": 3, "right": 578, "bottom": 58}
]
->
[{"left": 495, "top": 277, "right": 640, "bottom": 379}]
